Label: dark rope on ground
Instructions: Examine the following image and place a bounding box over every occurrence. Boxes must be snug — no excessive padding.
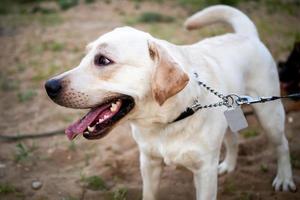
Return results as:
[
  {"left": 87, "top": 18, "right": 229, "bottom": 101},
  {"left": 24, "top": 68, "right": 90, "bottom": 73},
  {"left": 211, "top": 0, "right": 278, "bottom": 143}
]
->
[{"left": 0, "top": 129, "right": 64, "bottom": 141}]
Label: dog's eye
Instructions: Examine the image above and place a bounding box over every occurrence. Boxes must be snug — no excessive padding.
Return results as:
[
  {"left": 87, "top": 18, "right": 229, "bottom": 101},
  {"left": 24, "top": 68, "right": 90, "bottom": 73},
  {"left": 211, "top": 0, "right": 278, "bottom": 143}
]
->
[{"left": 94, "top": 55, "right": 112, "bottom": 66}]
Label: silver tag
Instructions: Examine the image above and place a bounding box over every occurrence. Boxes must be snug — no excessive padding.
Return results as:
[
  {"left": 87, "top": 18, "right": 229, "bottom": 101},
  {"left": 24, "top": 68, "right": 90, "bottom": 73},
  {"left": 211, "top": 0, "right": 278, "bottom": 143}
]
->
[{"left": 224, "top": 106, "right": 248, "bottom": 132}]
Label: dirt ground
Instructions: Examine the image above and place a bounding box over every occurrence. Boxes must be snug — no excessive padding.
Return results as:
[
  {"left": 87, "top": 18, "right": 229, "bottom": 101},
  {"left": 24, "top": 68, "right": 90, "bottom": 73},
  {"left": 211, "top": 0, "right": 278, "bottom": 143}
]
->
[{"left": 0, "top": 1, "right": 300, "bottom": 200}]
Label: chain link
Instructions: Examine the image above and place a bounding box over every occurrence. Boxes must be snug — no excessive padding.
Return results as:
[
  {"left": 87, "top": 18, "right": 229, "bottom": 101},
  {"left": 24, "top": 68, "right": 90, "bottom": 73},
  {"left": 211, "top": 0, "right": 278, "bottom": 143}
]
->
[{"left": 192, "top": 72, "right": 229, "bottom": 110}]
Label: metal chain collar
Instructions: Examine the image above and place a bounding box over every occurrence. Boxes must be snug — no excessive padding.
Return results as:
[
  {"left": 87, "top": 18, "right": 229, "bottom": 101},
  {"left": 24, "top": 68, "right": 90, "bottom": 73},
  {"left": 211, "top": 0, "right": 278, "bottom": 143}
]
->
[{"left": 191, "top": 72, "right": 231, "bottom": 110}]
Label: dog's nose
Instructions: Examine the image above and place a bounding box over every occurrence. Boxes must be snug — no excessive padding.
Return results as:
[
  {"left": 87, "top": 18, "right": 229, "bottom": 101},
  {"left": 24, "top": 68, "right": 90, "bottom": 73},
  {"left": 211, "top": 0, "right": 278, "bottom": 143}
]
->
[{"left": 45, "top": 79, "right": 62, "bottom": 98}]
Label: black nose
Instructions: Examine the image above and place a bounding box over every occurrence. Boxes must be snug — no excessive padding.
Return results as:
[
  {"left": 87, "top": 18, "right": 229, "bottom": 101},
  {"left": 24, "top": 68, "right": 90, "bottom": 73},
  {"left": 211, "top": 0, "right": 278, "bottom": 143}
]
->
[{"left": 45, "top": 79, "right": 62, "bottom": 99}]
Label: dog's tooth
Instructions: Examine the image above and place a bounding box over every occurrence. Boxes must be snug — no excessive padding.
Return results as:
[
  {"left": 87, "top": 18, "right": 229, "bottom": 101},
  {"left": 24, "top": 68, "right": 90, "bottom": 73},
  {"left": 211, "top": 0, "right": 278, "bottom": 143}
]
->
[
  {"left": 110, "top": 103, "right": 117, "bottom": 112},
  {"left": 84, "top": 131, "right": 89, "bottom": 134},
  {"left": 87, "top": 126, "right": 95, "bottom": 132}
]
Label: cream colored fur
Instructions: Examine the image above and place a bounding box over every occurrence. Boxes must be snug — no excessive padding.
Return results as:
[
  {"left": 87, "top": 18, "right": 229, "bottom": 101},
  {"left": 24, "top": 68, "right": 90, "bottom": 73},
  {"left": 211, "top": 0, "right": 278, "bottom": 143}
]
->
[{"left": 49, "top": 5, "right": 296, "bottom": 200}]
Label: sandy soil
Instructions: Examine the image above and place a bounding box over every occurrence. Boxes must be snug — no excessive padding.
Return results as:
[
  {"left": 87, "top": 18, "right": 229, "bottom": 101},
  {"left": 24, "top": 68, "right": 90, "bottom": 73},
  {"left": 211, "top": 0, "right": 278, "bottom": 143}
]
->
[{"left": 0, "top": 1, "right": 300, "bottom": 199}]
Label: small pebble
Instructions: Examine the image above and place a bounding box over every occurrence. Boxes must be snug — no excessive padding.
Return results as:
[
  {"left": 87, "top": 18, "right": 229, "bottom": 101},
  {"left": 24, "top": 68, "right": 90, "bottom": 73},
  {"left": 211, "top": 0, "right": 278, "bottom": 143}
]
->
[
  {"left": 31, "top": 180, "right": 43, "bottom": 190},
  {"left": 47, "top": 148, "right": 54, "bottom": 154},
  {"left": 288, "top": 116, "right": 294, "bottom": 123}
]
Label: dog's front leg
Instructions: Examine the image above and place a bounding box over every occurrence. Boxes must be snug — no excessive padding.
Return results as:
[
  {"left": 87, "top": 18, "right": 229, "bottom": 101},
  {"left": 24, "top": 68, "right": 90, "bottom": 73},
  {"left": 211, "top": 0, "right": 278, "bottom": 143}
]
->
[
  {"left": 140, "top": 152, "right": 163, "bottom": 200},
  {"left": 193, "top": 156, "right": 218, "bottom": 200}
]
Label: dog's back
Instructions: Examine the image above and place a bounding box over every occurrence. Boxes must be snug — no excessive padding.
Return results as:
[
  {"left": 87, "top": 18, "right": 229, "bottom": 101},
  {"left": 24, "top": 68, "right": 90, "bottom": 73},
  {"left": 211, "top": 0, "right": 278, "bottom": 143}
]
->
[{"left": 183, "top": 5, "right": 296, "bottom": 194}]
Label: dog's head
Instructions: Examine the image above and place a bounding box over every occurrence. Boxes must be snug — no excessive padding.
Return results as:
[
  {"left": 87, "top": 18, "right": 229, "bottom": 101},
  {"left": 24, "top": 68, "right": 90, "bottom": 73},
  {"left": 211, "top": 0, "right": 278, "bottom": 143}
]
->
[{"left": 45, "top": 27, "right": 189, "bottom": 140}]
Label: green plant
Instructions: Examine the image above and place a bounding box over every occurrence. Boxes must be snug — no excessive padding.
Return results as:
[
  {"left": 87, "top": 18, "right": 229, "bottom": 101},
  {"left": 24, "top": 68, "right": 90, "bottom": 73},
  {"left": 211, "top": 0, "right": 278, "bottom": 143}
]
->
[
  {"left": 0, "top": 183, "right": 16, "bottom": 194},
  {"left": 32, "top": 63, "right": 61, "bottom": 82},
  {"left": 263, "top": 0, "right": 300, "bottom": 15},
  {"left": 104, "top": 0, "right": 112, "bottom": 4},
  {"left": 176, "top": 0, "right": 203, "bottom": 11},
  {"left": 138, "top": 12, "right": 174, "bottom": 23},
  {"left": 31, "top": 5, "right": 57, "bottom": 14},
  {"left": 16, "top": 63, "right": 26, "bottom": 72},
  {"left": 37, "top": 13, "right": 63, "bottom": 26},
  {"left": 112, "top": 187, "right": 128, "bottom": 200},
  {"left": 241, "top": 128, "right": 259, "bottom": 138},
  {"left": 17, "top": 89, "right": 37, "bottom": 102},
  {"left": 222, "top": 179, "right": 236, "bottom": 195},
  {"left": 15, "top": 0, "right": 48, "bottom": 3},
  {"left": 14, "top": 142, "right": 37, "bottom": 162},
  {"left": 176, "top": 0, "right": 241, "bottom": 12},
  {"left": 85, "top": 0, "right": 95, "bottom": 4},
  {"left": 204, "top": 0, "right": 241, "bottom": 6},
  {"left": 30, "top": 41, "right": 64, "bottom": 53},
  {"left": 0, "top": 74, "right": 19, "bottom": 91},
  {"left": 295, "top": 31, "right": 300, "bottom": 42},
  {"left": 84, "top": 153, "right": 90, "bottom": 166},
  {"left": 239, "top": 192, "right": 254, "bottom": 200},
  {"left": 0, "top": 0, "right": 31, "bottom": 15},
  {"left": 62, "top": 196, "right": 79, "bottom": 200},
  {"left": 81, "top": 175, "right": 107, "bottom": 191},
  {"left": 0, "top": 0, "right": 13, "bottom": 15},
  {"left": 260, "top": 163, "right": 269, "bottom": 173},
  {"left": 68, "top": 141, "right": 77, "bottom": 151},
  {"left": 291, "top": 153, "right": 300, "bottom": 169},
  {"left": 58, "top": 0, "right": 79, "bottom": 10},
  {"left": 47, "top": 41, "right": 64, "bottom": 52}
]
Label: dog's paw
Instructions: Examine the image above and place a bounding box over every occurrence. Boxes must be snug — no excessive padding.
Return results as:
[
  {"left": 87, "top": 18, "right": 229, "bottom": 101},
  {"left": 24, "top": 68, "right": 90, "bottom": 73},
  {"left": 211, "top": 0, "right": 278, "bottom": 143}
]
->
[
  {"left": 218, "top": 161, "right": 235, "bottom": 175},
  {"left": 272, "top": 176, "right": 296, "bottom": 192}
]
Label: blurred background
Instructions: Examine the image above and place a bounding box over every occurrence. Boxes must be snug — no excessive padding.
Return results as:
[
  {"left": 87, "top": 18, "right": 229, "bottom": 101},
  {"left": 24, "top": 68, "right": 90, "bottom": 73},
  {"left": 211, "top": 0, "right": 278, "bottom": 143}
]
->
[{"left": 0, "top": 0, "right": 300, "bottom": 199}]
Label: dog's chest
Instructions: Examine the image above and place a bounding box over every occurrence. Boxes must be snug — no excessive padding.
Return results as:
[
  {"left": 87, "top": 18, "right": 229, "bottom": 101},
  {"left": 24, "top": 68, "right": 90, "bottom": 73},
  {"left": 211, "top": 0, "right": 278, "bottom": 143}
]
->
[{"left": 131, "top": 125, "right": 204, "bottom": 171}]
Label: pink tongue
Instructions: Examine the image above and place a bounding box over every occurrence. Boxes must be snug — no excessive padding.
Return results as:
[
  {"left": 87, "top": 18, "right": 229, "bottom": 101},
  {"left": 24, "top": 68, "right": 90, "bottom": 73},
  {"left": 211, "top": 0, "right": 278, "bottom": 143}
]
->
[{"left": 65, "top": 104, "right": 110, "bottom": 140}]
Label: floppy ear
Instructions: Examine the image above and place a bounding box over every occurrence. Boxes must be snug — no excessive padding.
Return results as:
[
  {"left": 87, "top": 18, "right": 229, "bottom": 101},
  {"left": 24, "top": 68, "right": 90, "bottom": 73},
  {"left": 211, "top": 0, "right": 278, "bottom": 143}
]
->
[{"left": 148, "top": 41, "right": 189, "bottom": 106}]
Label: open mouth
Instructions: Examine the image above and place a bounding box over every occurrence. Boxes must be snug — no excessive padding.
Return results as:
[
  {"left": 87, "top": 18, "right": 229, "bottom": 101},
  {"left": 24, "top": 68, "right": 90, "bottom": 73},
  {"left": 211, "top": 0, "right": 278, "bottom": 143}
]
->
[{"left": 65, "top": 95, "right": 135, "bottom": 140}]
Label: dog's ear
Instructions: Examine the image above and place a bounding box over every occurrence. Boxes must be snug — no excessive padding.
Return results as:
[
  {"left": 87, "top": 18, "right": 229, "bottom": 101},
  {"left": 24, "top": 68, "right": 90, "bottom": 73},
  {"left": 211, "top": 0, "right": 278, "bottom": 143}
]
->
[{"left": 148, "top": 41, "right": 189, "bottom": 106}]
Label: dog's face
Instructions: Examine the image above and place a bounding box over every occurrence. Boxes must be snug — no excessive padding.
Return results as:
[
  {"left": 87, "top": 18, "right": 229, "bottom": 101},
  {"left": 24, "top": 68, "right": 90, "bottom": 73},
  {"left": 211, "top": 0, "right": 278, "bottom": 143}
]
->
[{"left": 45, "top": 27, "right": 189, "bottom": 140}]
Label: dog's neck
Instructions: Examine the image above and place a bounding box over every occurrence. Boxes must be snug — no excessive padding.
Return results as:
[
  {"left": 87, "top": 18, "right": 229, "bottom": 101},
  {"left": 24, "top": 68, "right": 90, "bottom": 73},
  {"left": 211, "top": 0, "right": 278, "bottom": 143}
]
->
[{"left": 131, "top": 42, "right": 219, "bottom": 127}]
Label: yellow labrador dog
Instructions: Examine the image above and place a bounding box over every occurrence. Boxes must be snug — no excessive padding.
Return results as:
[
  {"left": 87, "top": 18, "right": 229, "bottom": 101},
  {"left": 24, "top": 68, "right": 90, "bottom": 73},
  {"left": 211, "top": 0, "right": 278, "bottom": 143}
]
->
[{"left": 45, "top": 5, "right": 296, "bottom": 200}]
